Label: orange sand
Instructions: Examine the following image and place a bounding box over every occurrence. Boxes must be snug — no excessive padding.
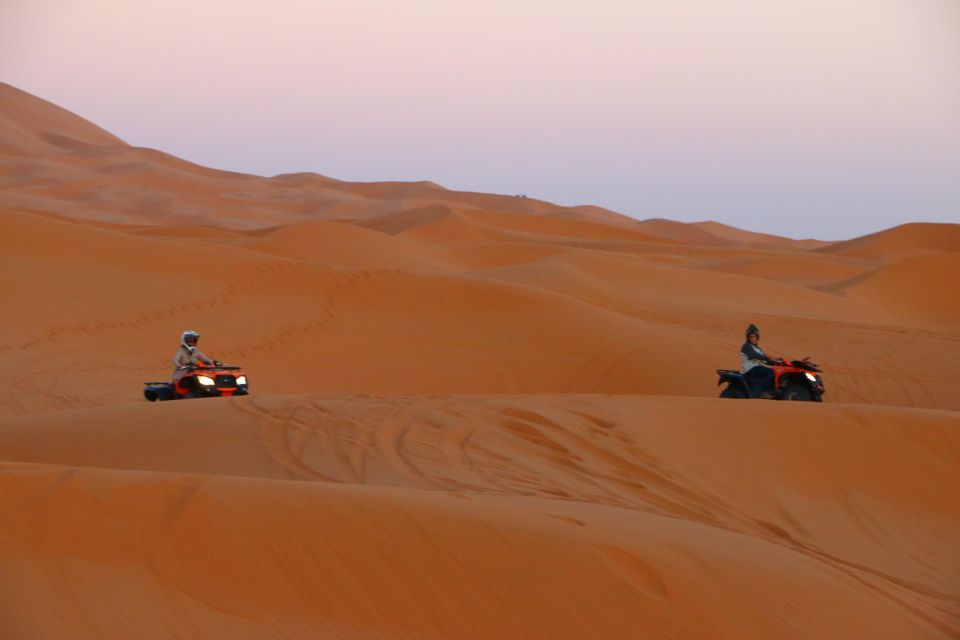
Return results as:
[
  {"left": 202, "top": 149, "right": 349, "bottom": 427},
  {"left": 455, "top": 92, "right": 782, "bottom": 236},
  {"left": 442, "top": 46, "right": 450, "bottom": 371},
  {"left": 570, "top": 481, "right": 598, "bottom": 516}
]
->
[{"left": 1, "top": 82, "right": 958, "bottom": 638}]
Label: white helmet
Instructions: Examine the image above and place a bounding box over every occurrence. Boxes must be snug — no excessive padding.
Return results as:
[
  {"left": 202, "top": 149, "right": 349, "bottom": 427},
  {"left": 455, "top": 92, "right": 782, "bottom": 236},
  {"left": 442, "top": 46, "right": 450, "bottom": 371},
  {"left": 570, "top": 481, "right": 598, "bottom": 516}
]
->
[{"left": 181, "top": 330, "right": 200, "bottom": 353}]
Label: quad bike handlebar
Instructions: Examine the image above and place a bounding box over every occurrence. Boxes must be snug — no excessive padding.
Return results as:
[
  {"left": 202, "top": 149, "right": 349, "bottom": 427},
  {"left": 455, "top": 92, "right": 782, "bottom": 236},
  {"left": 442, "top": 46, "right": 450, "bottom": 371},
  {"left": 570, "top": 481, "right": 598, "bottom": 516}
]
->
[{"left": 179, "top": 363, "right": 242, "bottom": 371}]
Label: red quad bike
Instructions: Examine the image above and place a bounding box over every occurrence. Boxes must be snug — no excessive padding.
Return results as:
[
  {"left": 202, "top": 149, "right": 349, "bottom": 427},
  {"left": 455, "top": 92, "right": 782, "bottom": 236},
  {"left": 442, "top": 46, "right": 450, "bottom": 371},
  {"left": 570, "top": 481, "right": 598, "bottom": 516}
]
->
[
  {"left": 144, "top": 362, "right": 249, "bottom": 401},
  {"left": 717, "top": 358, "right": 824, "bottom": 402}
]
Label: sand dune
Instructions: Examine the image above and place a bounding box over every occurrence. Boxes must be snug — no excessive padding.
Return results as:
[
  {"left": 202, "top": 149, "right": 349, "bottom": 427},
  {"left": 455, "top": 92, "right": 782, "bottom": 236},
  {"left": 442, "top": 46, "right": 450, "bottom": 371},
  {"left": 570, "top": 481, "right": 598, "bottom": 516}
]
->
[
  {"left": 692, "top": 253, "right": 872, "bottom": 288},
  {"left": 836, "top": 252, "right": 960, "bottom": 329},
  {"left": 2, "top": 83, "right": 959, "bottom": 639},
  {"left": 475, "top": 249, "right": 864, "bottom": 320},
  {"left": 635, "top": 218, "right": 738, "bottom": 246},
  {"left": 1, "top": 395, "right": 957, "bottom": 638},
  {"left": 0, "top": 83, "right": 631, "bottom": 232},
  {"left": 245, "top": 218, "right": 444, "bottom": 272},
  {"left": 816, "top": 222, "right": 960, "bottom": 261},
  {"left": 8, "top": 460, "right": 946, "bottom": 640},
  {"left": 693, "top": 220, "right": 830, "bottom": 250},
  {"left": 0, "top": 82, "right": 126, "bottom": 154},
  {"left": 461, "top": 209, "right": 680, "bottom": 244}
]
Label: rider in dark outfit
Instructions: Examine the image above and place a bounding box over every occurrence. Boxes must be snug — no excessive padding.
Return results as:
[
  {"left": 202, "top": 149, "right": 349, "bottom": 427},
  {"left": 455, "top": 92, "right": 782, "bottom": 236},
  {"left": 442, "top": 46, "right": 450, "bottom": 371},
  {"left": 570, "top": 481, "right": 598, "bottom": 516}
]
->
[{"left": 741, "top": 324, "right": 776, "bottom": 396}]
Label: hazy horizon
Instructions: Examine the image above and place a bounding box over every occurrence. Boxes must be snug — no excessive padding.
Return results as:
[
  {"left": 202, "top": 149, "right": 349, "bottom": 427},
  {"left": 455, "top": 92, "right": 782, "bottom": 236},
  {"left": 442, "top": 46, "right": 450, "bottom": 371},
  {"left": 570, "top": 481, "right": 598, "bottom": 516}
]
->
[{"left": 2, "top": 0, "right": 958, "bottom": 240}]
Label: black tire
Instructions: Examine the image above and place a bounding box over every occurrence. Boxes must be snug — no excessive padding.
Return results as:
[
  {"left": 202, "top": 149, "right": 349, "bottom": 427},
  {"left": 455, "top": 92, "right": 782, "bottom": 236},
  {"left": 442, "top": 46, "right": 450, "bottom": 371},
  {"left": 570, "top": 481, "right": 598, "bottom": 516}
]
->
[
  {"left": 779, "top": 384, "right": 812, "bottom": 401},
  {"left": 720, "top": 384, "right": 748, "bottom": 399}
]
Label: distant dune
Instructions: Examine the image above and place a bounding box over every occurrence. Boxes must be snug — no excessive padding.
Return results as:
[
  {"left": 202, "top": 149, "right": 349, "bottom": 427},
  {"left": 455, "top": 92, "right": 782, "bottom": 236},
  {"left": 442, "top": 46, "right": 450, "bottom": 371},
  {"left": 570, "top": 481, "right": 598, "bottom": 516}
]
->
[
  {"left": 693, "top": 220, "right": 830, "bottom": 250},
  {"left": 1, "top": 83, "right": 958, "bottom": 639},
  {"left": 0, "top": 82, "right": 127, "bottom": 154},
  {"left": 816, "top": 222, "right": 960, "bottom": 260}
]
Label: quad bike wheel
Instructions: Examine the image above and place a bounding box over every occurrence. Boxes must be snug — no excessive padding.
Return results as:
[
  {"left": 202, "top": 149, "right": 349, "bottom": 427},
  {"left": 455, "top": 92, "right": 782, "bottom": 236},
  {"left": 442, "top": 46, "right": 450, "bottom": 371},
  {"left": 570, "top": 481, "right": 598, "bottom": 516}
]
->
[
  {"left": 720, "top": 385, "right": 747, "bottom": 399},
  {"left": 779, "top": 384, "right": 812, "bottom": 401}
]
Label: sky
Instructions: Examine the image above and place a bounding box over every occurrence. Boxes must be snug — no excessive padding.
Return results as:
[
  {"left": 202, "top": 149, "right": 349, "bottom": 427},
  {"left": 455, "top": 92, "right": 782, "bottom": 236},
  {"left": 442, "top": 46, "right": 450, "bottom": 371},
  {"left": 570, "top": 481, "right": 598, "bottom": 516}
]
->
[{"left": 2, "top": 0, "right": 958, "bottom": 239}]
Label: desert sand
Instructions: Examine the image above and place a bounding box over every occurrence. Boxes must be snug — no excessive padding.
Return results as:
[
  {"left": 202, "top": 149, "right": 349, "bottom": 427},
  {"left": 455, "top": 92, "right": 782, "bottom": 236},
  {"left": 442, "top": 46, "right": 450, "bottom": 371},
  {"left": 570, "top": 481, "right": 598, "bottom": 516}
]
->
[{"left": 1, "top": 82, "right": 958, "bottom": 638}]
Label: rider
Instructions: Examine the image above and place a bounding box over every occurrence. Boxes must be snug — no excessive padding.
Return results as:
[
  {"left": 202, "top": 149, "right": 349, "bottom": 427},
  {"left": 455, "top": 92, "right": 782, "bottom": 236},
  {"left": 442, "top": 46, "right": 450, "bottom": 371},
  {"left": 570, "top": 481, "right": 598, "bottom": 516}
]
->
[
  {"left": 172, "top": 330, "right": 215, "bottom": 381},
  {"left": 741, "top": 324, "right": 777, "bottom": 396}
]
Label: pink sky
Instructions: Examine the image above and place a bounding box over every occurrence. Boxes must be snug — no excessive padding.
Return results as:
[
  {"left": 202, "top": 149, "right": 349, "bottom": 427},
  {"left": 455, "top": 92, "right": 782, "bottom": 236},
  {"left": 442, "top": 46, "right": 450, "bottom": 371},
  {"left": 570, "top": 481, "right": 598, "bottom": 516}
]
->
[{"left": 2, "top": 0, "right": 958, "bottom": 238}]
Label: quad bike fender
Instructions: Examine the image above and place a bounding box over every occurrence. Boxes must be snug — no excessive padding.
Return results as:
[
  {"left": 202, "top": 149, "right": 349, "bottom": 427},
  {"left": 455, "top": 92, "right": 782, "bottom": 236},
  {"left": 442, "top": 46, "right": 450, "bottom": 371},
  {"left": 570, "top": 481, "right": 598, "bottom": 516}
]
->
[
  {"left": 716, "top": 370, "right": 752, "bottom": 397},
  {"left": 716, "top": 369, "right": 745, "bottom": 386}
]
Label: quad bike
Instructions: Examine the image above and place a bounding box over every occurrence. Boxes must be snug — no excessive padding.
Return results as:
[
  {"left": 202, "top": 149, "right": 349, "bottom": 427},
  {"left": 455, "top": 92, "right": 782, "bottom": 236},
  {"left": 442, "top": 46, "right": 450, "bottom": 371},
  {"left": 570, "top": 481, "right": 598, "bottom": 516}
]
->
[
  {"left": 144, "top": 362, "right": 249, "bottom": 401},
  {"left": 717, "top": 358, "right": 824, "bottom": 402}
]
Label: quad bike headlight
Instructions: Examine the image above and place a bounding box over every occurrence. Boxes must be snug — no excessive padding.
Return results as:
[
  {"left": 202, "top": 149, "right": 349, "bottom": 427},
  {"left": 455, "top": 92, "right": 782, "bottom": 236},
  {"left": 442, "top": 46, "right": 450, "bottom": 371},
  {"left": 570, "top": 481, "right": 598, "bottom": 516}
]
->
[
  {"left": 197, "top": 375, "right": 216, "bottom": 386},
  {"left": 804, "top": 372, "right": 817, "bottom": 382},
  {"left": 236, "top": 376, "right": 247, "bottom": 385}
]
